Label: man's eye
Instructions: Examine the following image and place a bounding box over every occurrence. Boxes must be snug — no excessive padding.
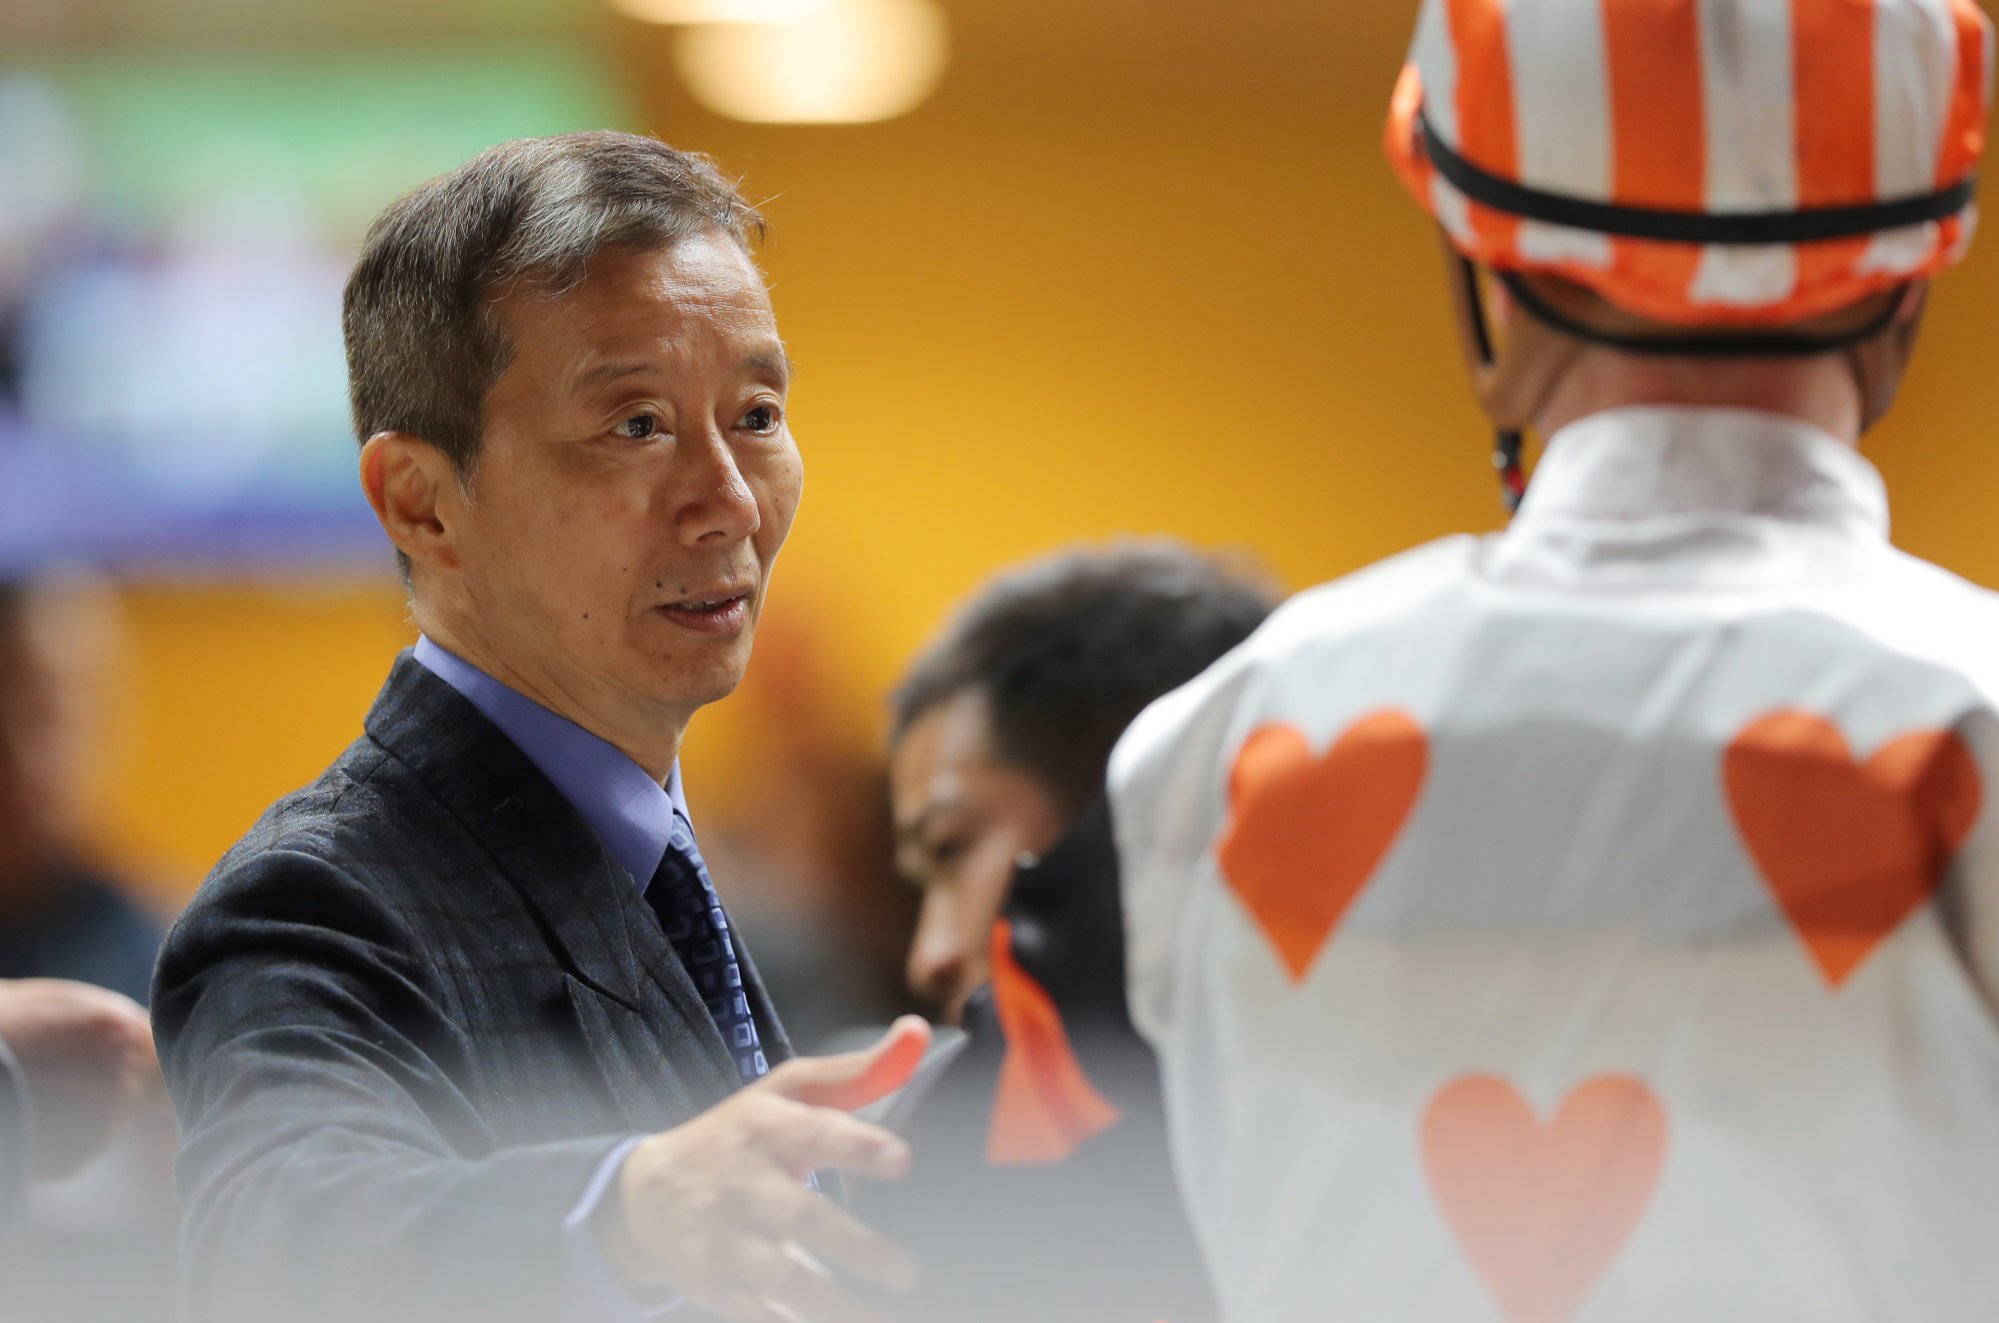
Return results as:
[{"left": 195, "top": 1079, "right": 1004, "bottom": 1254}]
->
[
  {"left": 742, "top": 405, "right": 780, "bottom": 433},
  {"left": 620, "top": 414, "right": 658, "bottom": 440}
]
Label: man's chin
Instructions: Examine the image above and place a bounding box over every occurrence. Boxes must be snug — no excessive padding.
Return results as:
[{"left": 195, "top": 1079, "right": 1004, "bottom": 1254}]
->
[{"left": 638, "top": 644, "right": 752, "bottom": 711}]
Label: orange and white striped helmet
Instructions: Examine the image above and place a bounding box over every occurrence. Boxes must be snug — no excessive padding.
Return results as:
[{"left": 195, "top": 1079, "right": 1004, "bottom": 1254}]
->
[{"left": 1385, "top": 0, "right": 1996, "bottom": 328}]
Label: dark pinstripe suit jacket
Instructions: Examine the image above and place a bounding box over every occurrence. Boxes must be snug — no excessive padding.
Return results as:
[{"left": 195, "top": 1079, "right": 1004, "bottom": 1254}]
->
[{"left": 153, "top": 653, "right": 794, "bottom": 1323}]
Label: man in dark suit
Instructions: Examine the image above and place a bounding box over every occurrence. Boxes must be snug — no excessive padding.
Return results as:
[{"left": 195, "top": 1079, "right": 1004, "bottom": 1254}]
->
[{"left": 153, "top": 131, "right": 927, "bottom": 1323}]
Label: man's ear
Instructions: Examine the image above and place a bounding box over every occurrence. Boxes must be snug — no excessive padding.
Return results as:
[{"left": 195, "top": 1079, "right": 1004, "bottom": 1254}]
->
[{"left": 359, "top": 432, "right": 462, "bottom": 575}]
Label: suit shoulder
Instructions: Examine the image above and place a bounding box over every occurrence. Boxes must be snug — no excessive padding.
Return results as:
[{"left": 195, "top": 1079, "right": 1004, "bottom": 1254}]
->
[
  {"left": 202, "top": 727, "right": 457, "bottom": 888},
  {"left": 153, "top": 741, "right": 447, "bottom": 1059},
  {"left": 173, "top": 734, "right": 430, "bottom": 953}
]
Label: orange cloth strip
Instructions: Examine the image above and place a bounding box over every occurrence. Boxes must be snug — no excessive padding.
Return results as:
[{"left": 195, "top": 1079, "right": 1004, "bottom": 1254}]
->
[
  {"left": 1794, "top": 0, "right": 1878, "bottom": 301},
  {"left": 985, "top": 917, "right": 1123, "bottom": 1166},
  {"left": 1604, "top": 0, "right": 1708, "bottom": 311},
  {"left": 1447, "top": 0, "right": 1522, "bottom": 253}
]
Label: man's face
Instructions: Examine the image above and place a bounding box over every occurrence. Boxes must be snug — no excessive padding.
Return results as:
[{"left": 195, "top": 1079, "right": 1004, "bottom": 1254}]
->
[
  {"left": 439, "top": 232, "right": 801, "bottom": 759},
  {"left": 890, "top": 689, "right": 1069, "bottom": 1024}
]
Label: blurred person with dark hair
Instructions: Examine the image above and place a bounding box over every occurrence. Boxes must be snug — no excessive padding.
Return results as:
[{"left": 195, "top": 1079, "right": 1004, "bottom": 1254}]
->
[
  {"left": 152, "top": 132, "right": 928, "bottom": 1323},
  {"left": 0, "top": 578, "right": 161, "bottom": 1002},
  {"left": 889, "top": 541, "right": 1276, "bottom": 1024},
  {"left": 867, "top": 542, "right": 1273, "bottom": 1322}
]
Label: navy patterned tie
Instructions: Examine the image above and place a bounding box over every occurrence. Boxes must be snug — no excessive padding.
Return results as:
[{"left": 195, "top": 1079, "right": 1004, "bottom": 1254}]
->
[{"left": 646, "top": 809, "right": 769, "bottom": 1084}]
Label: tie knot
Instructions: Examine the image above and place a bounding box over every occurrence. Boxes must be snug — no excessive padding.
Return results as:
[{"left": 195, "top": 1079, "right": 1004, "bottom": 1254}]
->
[{"left": 668, "top": 810, "right": 695, "bottom": 855}]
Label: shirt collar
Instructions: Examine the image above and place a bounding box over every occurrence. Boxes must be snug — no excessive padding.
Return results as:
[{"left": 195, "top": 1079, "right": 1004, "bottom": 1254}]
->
[
  {"left": 412, "top": 635, "right": 685, "bottom": 891},
  {"left": 1510, "top": 405, "right": 1890, "bottom": 539}
]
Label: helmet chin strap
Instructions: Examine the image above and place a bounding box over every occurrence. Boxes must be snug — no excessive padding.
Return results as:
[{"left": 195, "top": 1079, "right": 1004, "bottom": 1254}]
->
[
  {"left": 1441, "top": 234, "right": 1927, "bottom": 512},
  {"left": 1444, "top": 246, "right": 1585, "bottom": 513}
]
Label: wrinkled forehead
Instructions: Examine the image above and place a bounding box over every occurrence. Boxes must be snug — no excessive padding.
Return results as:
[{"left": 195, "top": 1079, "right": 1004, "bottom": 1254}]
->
[
  {"left": 493, "top": 231, "right": 782, "bottom": 372},
  {"left": 891, "top": 691, "right": 1002, "bottom": 817}
]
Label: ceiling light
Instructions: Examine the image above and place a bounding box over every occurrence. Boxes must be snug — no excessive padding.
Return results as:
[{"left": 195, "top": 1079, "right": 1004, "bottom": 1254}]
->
[
  {"left": 671, "top": 0, "right": 949, "bottom": 125},
  {"left": 609, "top": 0, "right": 831, "bottom": 24}
]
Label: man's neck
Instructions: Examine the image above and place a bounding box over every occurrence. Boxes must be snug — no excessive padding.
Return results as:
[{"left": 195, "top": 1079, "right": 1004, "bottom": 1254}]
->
[
  {"left": 1537, "top": 351, "right": 1864, "bottom": 447},
  {"left": 414, "top": 609, "right": 686, "bottom": 785}
]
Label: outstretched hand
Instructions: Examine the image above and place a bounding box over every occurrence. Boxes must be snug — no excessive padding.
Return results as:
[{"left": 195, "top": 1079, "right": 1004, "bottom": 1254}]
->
[{"left": 603, "top": 1016, "right": 933, "bottom": 1323}]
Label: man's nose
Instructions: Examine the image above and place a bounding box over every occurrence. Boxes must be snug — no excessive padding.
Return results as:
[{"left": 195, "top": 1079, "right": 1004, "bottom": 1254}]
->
[
  {"left": 672, "top": 429, "right": 761, "bottom": 546},
  {"left": 906, "top": 909, "right": 972, "bottom": 1015}
]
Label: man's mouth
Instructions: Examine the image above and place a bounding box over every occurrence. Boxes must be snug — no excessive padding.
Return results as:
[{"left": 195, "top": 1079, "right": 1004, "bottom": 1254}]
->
[{"left": 655, "top": 592, "right": 753, "bottom": 636}]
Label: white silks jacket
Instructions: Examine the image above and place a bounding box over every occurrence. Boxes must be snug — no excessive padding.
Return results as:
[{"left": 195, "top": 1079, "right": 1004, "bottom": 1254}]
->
[{"left": 1109, "top": 406, "right": 1999, "bottom": 1323}]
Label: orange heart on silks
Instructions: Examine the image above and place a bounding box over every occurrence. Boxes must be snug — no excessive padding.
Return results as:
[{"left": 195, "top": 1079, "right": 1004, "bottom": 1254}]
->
[
  {"left": 1215, "top": 711, "right": 1428, "bottom": 982},
  {"left": 1422, "top": 1074, "right": 1669, "bottom": 1323},
  {"left": 1724, "top": 709, "right": 1982, "bottom": 988}
]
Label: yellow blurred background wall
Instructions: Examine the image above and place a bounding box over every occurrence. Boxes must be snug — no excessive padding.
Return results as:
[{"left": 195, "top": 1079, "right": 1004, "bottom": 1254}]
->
[{"left": 60, "top": 0, "right": 1999, "bottom": 901}]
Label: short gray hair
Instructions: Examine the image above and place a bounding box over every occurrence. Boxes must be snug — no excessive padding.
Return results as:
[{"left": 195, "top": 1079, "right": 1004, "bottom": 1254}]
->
[{"left": 342, "top": 132, "right": 764, "bottom": 576}]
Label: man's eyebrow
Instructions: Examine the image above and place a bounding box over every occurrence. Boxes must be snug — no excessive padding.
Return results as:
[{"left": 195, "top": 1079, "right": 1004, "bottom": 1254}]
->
[
  {"left": 570, "top": 359, "right": 660, "bottom": 392},
  {"left": 572, "top": 353, "right": 793, "bottom": 391},
  {"left": 743, "top": 349, "right": 795, "bottom": 387}
]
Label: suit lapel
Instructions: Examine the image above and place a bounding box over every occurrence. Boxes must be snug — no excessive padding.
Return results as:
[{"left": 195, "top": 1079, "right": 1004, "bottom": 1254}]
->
[
  {"left": 364, "top": 654, "right": 741, "bottom": 1110},
  {"left": 560, "top": 973, "right": 734, "bottom": 1129},
  {"left": 621, "top": 893, "right": 746, "bottom": 1087}
]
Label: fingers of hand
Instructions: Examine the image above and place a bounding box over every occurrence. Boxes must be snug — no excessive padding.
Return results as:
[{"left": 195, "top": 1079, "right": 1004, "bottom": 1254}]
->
[
  {"left": 0, "top": 980, "right": 149, "bottom": 1060},
  {"left": 763, "top": 1016, "right": 932, "bottom": 1112},
  {"left": 667, "top": 1193, "right": 908, "bottom": 1323},
  {"left": 756, "top": 1100, "right": 908, "bottom": 1182},
  {"left": 784, "top": 1194, "right": 919, "bottom": 1293},
  {"left": 619, "top": 1095, "right": 915, "bottom": 1309},
  {"left": 0, "top": 982, "right": 154, "bottom": 1179}
]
